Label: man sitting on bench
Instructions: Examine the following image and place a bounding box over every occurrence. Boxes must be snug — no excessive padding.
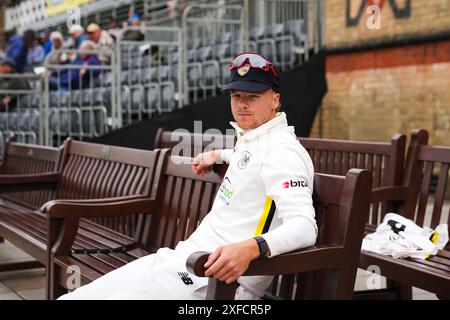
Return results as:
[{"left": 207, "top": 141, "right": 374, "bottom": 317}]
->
[{"left": 59, "top": 52, "right": 318, "bottom": 300}]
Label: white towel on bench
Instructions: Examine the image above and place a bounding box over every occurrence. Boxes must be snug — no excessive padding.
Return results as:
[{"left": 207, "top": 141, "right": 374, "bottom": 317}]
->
[{"left": 361, "top": 213, "right": 448, "bottom": 260}]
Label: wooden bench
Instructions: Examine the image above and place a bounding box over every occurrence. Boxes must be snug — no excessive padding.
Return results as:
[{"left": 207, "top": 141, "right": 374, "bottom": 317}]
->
[
  {"left": 154, "top": 128, "right": 406, "bottom": 227},
  {"left": 0, "top": 135, "right": 62, "bottom": 210},
  {"left": 45, "top": 150, "right": 226, "bottom": 299},
  {"left": 154, "top": 128, "right": 409, "bottom": 297},
  {"left": 187, "top": 168, "right": 372, "bottom": 299},
  {"left": 359, "top": 129, "right": 450, "bottom": 299},
  {"left": 0, "top": 139, "right": 162, "bottom": 288},
  {"left": 46, "top": 151, "right": 373, "bottom": 300},
  {"left": 0, "top": 136, "right": 62, "bottom": 269}
]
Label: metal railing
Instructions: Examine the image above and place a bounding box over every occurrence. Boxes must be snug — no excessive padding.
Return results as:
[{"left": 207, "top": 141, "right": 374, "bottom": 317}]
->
[
  {"left": 181, "top": 2, "right": 245, "bottom": 105},
  {"left": 117, "top": 25, "right": 183, "bottom": 126},
  {"left": 3, "top": 0, "right": 324, "bottom": 147},
  {"left": 43, "top": 48, "right": 117, "bottom": 146},
  {"left": 0, "top": 73, "right": 43, "bottom": 145}
]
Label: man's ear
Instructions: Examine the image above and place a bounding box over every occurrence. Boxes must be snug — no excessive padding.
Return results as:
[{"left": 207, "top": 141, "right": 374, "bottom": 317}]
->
[{"left": 272, "top": 92, "right": 280, "bottom": 111}]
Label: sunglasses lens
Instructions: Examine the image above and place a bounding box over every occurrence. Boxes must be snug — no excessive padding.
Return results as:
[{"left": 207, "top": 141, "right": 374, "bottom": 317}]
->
[{"left": 232, "top": 53, "right": 268, "bottom": 68}]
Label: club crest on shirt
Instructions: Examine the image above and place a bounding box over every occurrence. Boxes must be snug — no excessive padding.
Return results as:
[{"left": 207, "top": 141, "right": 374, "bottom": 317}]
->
[
  {"left": 237, "top": 151, "right": 251, "bottom": 169},
  {"left": 238, "top": 64, "right": 251, "bottom": 76}
]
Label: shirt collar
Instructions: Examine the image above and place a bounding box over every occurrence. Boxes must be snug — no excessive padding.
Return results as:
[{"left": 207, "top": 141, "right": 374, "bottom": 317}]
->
[{"left": 230, "top": 112, "right": 288, "bottom": 142}]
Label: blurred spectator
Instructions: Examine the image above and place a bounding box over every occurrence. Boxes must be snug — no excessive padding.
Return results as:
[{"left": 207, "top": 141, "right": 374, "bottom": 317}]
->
[
  {"left": 39, "top": 31, "right": 52, "bottom": 55},
  {"left": 122, "top": 13, "right": 144, "bottom": 41},
  {"left": 86, "top": 23, "right": 114, "bottom": 64},
  {"left": 68, "top": 25, "right": 88, "bottom": 49},
  {"left": 107, "top": 17, "right": 122, "bottom": 41},
  {"left": 167, "top": 0, "right": 188, "bottom": 17},
  {"left": 5, "top": 29, "right": 27, "bottom": 73},
  {"left": 49, "top": 40, "right": 101, "bottom": 90},
  {"left": 0, "top": 57, "right": 30, "bottom": 110},
  {"left": 46, "top": 31, "right": 69, "bottom": 65},
  {"left": 24, "top": 29, "right": 45, "bottom": 72}
]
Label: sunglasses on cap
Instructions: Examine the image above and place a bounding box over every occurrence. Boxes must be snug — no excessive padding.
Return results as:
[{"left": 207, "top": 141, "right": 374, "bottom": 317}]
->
[{"left": 230, "top": 52, "right": 278, "bottom": 77}]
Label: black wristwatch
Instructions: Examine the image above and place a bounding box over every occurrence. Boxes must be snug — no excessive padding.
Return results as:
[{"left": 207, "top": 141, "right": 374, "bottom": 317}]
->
[{"left": 254, "top": 236, "right": 269, "bottom": 258}]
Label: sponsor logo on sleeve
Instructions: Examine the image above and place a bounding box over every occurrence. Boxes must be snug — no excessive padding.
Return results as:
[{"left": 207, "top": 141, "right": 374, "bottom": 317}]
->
[{"left": 282, "top": 179, "right": 308, "bottom": 189}]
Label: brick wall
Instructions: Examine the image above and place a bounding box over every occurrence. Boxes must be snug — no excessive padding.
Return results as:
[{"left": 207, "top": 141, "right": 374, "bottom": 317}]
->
[
  {"left": 310, "top": 40, "right": 450, "bottom": 146},
  {"left": 310, "top": 1, "right": 450, "bottom": 146},
  {"left": 326, "top": 0, "right": 450, "bottom": 49}
]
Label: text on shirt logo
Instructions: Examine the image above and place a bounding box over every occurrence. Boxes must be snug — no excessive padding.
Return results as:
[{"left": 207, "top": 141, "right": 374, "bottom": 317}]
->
[{"left": 282, "top": 179, "right": 308, "bottom": 189}]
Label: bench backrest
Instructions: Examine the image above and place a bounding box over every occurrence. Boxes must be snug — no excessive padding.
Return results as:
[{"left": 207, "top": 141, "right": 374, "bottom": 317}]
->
[
  {"left": 154, "top": 128, "right": 236, "bottom": 157},
  {"left": 154, "top": 128, "right": 406, "bottom": 226},
  {"left": 402, "top": 129, "right": 449, "bottom": 236},
  {"left": 299, "top": 135, "right": 405, "bottom": 226},
  {"left": 139, "top": 151, "right": 225, "bottom": 251},
  {"left": 0, "top": 137, "right": 62, "bottom": 209},
  {"left": 268, "top": 169, "right": 372, "bottom": 299},
  {"left": 55, "top": 139, "right": 161, "bottom": 237}
]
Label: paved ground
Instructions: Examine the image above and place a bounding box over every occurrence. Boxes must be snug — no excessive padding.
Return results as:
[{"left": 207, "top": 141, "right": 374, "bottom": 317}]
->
[{"left": 0, "top": 239, "right": 438, "bottom": 300}]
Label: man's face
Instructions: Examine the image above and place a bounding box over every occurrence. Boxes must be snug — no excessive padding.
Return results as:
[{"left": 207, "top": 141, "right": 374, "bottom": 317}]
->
[
  {"left": 89, "top": 30, "right": 101, "bottom": 43},
  {"left": 71, "top": 31, "right": 81, "bottom": 40},
  {"left": 53, "top": 38, "right": 62, "bottom": 48},
  {"left": 230, "top": 89, "right": 280, "bottom": 130}
]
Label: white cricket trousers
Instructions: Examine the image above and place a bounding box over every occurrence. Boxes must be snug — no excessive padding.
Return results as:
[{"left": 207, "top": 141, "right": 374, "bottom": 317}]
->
[{"left": 58, "top": 247, "right": 208, "bottom": 300}]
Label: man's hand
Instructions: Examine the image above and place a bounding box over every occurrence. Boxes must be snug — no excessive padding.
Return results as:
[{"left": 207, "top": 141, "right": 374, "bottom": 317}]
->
[
  {"left": 203, "top": 238, "right": 261, "bottom": 284},
  {"left": 191, "top": 150, "right": 220, "bottom": 176}
]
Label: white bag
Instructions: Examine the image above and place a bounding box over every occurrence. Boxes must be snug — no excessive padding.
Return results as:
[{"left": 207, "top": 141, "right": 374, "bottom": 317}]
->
[{"left": 361, "top": 213, "right": 449, "bottom": 260}]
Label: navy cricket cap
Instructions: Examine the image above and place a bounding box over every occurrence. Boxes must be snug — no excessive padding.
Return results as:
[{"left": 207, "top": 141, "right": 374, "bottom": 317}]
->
[{"left": 222, "top": 52, "right": 280, "bottom": 93}]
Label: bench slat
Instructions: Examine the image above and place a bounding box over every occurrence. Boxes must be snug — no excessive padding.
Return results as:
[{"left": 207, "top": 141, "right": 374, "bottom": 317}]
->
[
  {"left": 71, "top": 254, "right": 116, "bottom": 275},
  {"left": 89, "top": 253, "right": 128, "bottom": 269}
]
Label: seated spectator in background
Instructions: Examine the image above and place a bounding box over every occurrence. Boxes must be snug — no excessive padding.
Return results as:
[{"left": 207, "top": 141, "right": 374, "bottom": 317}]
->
[
  {"left": 68, "top": 25, "right": 88, "bottom": 49},
  {"left": 46, "top": 31, "right": 70, "bottom": 65},
  {"left": 122, "top": 13, "right": 144, "bottom": 41},
  {"left": 0, "top": 58, "right": 30, "bottom": 110},
  {"left": 24, "top": 29, "right": 45, "bottom": 72},
  {"left": 40, "top": 31, "right": 52, "bottom": 55},
  {"left": 86, "top": 23, "right": 114, "bottom": 64},
  {"left": 5, "top": 29, "right": 27, "bottom": 73},
  {"left": 49, "top": 40, "right": 101, "bottom": 91},
  {"left": 107, "top": 17, "right": 122, "bottom": 41}
]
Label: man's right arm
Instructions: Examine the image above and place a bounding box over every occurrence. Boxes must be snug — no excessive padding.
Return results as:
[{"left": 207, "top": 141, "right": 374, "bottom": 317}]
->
[{"left": 191, "top": 149, "right": 232, "bottom": 176}]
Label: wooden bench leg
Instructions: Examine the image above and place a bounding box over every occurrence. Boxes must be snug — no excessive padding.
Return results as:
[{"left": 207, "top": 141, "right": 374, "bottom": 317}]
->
[
  {"left": 0, "top": 236, "right": 4, "bottom": 243},
  {"left": 390, "top": 281, "right": 412, "bottom": 300},
  {"left": 47, "top": 263, "right": 67, "bottom": 300}
]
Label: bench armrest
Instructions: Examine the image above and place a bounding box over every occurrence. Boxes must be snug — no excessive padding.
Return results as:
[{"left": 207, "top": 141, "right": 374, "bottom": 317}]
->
[
  {"left": 187, "top": 245, "right": 345, "bottom": 300},
  {"left": 47, "top": 196, "right": 157, "bottom": 258},
  {"left": 370, "top": 186, "right": 409, "bottom": 203},
  {"left": 0, "top": 172, "right": 60, "bottom": 192},
  {"left": 40, "top": 195, "right": 149, "bottom": 213},
  {"left": 187, "top": 245, "right": 344, "bottom": 277},
  {"left": 44, "top": 196, "right": 156, "bottom": 218}
]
